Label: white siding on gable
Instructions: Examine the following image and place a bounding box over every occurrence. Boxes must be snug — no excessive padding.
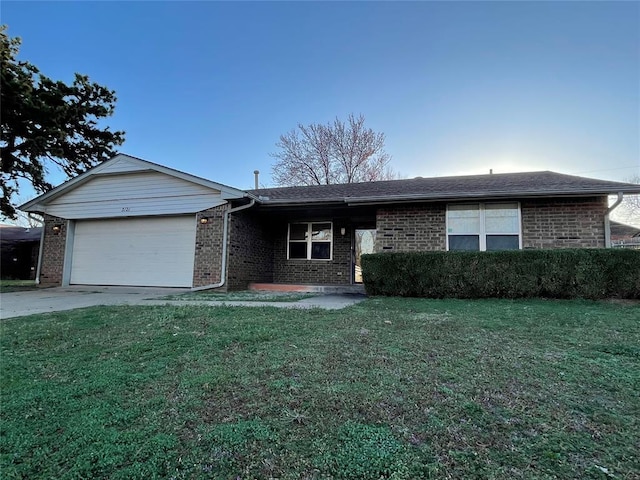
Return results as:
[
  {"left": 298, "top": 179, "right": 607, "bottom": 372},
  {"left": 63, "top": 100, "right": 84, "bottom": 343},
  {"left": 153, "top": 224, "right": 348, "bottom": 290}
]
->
[
  {"left": 98, "top": 156, "right": 151, "bottom": 174},
  {"left": 46, "top": 171, "right": 225, "bottom": 219}
]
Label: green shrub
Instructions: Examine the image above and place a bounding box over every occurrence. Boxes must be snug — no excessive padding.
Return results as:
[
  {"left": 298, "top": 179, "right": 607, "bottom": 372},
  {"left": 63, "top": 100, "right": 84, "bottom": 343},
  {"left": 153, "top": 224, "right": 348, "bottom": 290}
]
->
[{"left": 361, "top": 249, "right": 640, "bottom": 299}]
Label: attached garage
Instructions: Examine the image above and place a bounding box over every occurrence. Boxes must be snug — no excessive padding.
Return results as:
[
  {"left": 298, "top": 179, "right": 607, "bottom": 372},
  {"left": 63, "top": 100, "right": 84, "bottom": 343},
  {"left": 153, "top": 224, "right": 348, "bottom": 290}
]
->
[
  {"left": 70, "top": 216, "right": 197, "bottom": 287},
  {"left": 19, "top": 154, "right": 251, "bottom": 288}
]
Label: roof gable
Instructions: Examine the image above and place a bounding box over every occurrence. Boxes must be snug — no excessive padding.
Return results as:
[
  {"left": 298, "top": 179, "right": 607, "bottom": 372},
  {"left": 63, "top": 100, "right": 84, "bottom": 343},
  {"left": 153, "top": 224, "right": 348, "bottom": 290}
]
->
[
  {"left": 20, "top": 154, "right": 252, "bottom": 212},
  {"left": 47, "top": 171, "right": 218, "bottom": 206}
]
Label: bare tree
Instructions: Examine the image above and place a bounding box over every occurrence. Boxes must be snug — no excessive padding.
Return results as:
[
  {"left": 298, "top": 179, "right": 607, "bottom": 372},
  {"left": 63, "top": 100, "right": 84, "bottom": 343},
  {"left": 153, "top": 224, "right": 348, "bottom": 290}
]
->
[
  {"left": 611, "top": 175, "right": 640, "bottom": 227},
  {"left": 271, "top": 114, "right": 394, "bottom": 186},
  {"left": 15, "top": 211, "right": 43, "bottom": 228},
  {"left": 623, "top": 174, "right": 640, "bottom": 216},
  {"left": 1, "top": 196, "right": 43, "bottom": 227}
]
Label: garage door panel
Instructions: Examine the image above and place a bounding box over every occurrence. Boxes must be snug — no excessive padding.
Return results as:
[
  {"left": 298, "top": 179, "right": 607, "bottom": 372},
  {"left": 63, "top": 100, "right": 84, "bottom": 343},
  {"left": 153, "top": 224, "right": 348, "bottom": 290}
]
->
[{"left": 70, "top": 216, "right": 196, "bottom": 287}]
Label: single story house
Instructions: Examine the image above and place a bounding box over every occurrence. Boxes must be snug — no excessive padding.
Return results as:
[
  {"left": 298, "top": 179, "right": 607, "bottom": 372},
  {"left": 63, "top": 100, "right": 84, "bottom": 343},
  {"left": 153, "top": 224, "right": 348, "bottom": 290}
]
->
[
  {"left": 610, "top": 220, "right": 640, "bottom": 249},
  {"left": 19, "top": 154, "right": 640, "bottom": 289},
  {"left": 0, "top": 224, "right": 42, "bottom": 280}
]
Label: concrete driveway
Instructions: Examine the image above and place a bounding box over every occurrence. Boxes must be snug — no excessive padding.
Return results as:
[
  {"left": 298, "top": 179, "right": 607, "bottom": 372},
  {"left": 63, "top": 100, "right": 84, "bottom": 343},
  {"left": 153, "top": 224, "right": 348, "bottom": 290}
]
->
[
  {"left": 1, "top": 286, "right": 367, "bottom": 319},
  {"left": 0, "top": 286, "right": 187, "bottom": 320}
]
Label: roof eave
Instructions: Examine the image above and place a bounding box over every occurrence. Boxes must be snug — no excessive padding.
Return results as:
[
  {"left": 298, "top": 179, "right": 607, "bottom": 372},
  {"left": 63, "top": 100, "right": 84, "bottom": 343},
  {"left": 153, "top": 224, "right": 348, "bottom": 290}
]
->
[
  {"left": 19, "top": 202, "right": 48, "bottom": 213},
  {"left": 256, "top": 199, "right": 346, "bottom": 208},
  {"left": 256, "top": 188, "right": 636, "bottom": 208},
  {"left": 346, "top": 189, "right": 636, "bottom": 206}
]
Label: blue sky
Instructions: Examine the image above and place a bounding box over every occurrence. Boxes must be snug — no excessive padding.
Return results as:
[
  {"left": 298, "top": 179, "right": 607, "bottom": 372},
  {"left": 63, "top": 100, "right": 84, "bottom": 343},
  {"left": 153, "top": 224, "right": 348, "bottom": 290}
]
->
[{"left": 3, "top": 1, "right": 639, "bottom": 195}]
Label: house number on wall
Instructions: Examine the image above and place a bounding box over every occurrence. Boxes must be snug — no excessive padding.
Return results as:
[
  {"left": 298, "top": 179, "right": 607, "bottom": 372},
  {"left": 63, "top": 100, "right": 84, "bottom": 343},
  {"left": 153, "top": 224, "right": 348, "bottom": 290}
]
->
[{"left": 121, "top": 207, "right": 131, "bottom": 212}]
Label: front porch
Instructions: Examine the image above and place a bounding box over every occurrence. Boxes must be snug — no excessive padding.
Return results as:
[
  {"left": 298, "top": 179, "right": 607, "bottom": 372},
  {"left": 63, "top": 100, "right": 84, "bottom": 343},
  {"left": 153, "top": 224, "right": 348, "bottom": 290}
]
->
[{"left": 226, "top": 203, "right": 378, "bottom": 290}]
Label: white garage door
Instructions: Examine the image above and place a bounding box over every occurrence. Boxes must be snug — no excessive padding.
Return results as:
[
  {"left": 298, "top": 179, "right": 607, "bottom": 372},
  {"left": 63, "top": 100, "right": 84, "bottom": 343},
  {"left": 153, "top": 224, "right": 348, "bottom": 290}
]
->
[{"left": 70, "top": 216, "right": 196, "bottom": 287}]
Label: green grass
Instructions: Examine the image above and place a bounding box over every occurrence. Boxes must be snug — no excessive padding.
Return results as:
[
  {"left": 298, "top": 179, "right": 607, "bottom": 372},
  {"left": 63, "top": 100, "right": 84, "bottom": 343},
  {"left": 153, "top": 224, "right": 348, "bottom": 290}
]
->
[
  {"left": 1, "top": 298, "right": 639, "bottom": 479},
  {"left": 0, "top": 279, "right": 38, "bottom": 293},
  {"left": 159, "top": 290, "right": 317, "bottom": 302}
]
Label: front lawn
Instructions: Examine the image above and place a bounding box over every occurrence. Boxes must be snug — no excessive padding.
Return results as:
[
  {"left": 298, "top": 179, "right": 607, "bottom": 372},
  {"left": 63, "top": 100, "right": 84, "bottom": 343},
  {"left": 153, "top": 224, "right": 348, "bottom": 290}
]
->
[
  {"left": 0, "top": 279, "right": 38, "bottom": 293},
  {"left": 1, "top": 298, "right": 638, "bottom": 479},
  {"left": 159, "top": 290, "right": 317, "bottom": 302}
]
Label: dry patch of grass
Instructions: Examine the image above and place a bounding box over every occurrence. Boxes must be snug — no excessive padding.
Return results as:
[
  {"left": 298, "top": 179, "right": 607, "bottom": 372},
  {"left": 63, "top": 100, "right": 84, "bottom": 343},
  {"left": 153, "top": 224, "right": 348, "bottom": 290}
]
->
[
  {"left": 1, "top": 298, "right": 638, "bottom": 479},
  {"left": 158, "top": 290, "right": 317, "bottom": 302}
]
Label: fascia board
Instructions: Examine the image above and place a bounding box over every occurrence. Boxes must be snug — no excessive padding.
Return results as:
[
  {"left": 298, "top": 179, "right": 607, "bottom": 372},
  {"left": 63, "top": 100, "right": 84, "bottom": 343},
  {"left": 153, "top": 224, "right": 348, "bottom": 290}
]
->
[
  {"left": 253, "top": 187, "right": 640, "bottom": 209},
  {"left": 253, "top": 199, "right": 346, "bottom": 207},
  {"left": 345, "top": 189, "right": 638, "bottom": 206}
]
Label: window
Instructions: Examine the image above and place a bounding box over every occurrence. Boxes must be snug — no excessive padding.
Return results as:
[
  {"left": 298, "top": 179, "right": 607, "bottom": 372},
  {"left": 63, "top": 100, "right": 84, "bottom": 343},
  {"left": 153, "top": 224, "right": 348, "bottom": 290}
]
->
[
  {"left": 447, "top": 203, "right": 521, "bottom": 251},
  {"left": 288, "top": 222, "right": 332, "bottom": 260}
]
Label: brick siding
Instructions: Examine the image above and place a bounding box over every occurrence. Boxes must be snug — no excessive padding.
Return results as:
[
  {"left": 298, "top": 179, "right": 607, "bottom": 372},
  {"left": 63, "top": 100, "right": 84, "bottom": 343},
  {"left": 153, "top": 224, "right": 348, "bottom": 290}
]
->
[
  {"left": 375, "top": 204, "right": 446, "bottom": 252},
  {"left": 192, "top": 205, "right": 227, "bottom": 287},
  {"left": 35, "top": 196, "right": 610, "bottom": 289},
  {"left": 39, "top": 214, "right": 67, "bottom": 286},
  {"left": 273, "top": 220, "right": 352, "bottom": 284},
  {"left": 521, "top": 197, "right": 607, "bottom": 248},
  {"left": 373, "top": 198, "right": 607, "bottom": 252},
  {"left": 227, "top": 211, "right": 275, "bottom": 290}
]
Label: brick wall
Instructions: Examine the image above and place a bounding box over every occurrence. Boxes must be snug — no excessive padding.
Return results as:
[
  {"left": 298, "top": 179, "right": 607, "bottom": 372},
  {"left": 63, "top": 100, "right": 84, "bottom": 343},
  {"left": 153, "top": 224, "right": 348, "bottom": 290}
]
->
[
  {"left": 273, "top": 220, "right": 351, "bottom": 284},
  {"left": 191, "top": 197, "right": 608, "bottom": 290},
  {"left": 375, "top": 204, "right": 446, "bottom": 252},
  {"left": 227, "top": 211, "right": 275, "bottom": 290},
  {"left": 521, "top": 197, "right": 607, "bottom": 248},
  {"left": 192, "top": 205, "right": 227, "bottom": 287},
  {"left": 39, "top": 214, "right": 67, "bottom": 286},
  {"left": 374, "top": 198, "right": 607, "bottom": 252}
]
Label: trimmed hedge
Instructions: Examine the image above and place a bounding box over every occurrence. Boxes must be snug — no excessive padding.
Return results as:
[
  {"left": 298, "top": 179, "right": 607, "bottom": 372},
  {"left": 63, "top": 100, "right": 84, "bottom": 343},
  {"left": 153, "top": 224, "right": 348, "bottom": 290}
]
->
[{"left": 361, "top": 249, "right": 640, "bottom": 299}]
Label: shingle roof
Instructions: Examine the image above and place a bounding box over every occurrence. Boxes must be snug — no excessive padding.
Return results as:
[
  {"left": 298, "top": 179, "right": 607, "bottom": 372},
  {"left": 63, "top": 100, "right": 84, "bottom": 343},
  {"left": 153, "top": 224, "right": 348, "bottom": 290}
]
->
[
  {"left": 249, "top": 171, "right": 640, "bottom": 205},
  {"left": 610, "top": 221, "right": 640, "bottom": 238},
  {"left": 0, "top": 226, "right": 42, "bottom": 244}
]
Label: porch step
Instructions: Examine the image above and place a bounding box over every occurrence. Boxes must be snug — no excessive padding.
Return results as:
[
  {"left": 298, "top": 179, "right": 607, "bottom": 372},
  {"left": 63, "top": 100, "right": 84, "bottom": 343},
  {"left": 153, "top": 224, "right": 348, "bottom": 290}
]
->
[{"left": 249, "top": 283, "right": 366, "bottom": 295}]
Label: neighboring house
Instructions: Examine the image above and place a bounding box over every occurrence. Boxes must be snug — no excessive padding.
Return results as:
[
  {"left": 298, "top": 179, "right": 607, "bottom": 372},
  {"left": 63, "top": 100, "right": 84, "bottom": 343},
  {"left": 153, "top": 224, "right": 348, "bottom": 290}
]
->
[
  {"left": 0, "top": 224, "right": 42, "bottom": 280},
  {"left": 19, "top": 154, "right": 640, "bottom": 289},
  {"left": 610, "top": 220, "right": 640, "bottom": 249}
]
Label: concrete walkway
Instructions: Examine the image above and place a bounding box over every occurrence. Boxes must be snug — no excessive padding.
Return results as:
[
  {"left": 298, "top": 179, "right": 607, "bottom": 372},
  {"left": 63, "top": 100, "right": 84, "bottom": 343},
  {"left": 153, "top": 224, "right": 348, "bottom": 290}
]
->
[
  {"left": 0, "top": 286, "right": 366, "bottom": 319},
  {"left": 0, "top": 286, "right": 187, "bottom": 319},
  {"left": 142, "top": 294, "right": 366, "bottom": 310}
]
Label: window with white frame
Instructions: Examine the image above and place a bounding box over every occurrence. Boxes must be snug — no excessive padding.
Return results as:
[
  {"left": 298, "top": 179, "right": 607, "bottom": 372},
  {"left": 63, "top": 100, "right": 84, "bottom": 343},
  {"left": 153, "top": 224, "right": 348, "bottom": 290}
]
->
[
  {"left": 447, "top": 203, "right": 521, "bottom": 251},
  {"left": 288, "top": 222, "right": 333, "bottom": 260}
]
